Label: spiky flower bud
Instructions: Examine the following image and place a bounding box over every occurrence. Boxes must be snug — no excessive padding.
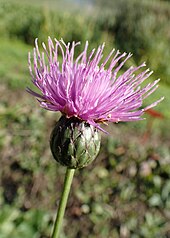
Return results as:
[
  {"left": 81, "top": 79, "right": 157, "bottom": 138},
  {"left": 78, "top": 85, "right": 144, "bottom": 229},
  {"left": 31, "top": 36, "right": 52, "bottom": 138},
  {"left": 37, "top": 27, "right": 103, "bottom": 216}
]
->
[{"left": 50, "top": 116, "right": 101, "bottom": 169}]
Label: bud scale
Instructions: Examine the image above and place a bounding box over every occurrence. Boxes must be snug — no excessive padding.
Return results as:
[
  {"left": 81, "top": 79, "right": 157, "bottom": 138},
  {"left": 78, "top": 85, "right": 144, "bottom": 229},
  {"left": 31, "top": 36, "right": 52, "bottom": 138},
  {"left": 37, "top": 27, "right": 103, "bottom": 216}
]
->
[{"left": 50, "top": 116, "right": 101, "bottom": 169}]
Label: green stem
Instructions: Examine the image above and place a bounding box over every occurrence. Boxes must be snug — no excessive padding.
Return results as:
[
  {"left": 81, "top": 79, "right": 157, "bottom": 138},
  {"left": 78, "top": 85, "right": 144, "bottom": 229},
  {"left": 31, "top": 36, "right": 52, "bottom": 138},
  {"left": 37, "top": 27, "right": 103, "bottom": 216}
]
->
[{"left": 51, "top": 168, "right": 75, "bottom": 238}]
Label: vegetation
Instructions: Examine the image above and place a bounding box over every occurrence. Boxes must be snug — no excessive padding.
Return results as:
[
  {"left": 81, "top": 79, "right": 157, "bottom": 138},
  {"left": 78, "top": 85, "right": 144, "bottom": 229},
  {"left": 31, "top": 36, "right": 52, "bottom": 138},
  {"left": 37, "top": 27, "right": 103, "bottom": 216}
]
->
[{"left": 0, "top": 0, "right": 170, "bottom": 237}]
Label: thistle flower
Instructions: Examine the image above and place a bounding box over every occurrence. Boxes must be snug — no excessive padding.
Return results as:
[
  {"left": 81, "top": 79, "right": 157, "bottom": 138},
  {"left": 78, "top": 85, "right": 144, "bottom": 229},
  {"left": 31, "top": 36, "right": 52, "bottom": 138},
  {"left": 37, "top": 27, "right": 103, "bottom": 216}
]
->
[
  {"left": 27, "top": 37, "right": 163, "bottom": 168},
  {"left": 27, "top": 37, "right": 163, "bottom": 131},
  {"left": 27, "top": 38, "right": 164, "bottom": 237}
]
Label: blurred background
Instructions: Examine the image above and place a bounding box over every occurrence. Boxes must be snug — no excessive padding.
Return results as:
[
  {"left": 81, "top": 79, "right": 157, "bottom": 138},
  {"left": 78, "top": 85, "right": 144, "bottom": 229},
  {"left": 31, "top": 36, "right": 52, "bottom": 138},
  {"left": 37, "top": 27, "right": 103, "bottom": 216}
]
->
[{"left": 0, "top": 0, "right": 170, "bottom": 237}]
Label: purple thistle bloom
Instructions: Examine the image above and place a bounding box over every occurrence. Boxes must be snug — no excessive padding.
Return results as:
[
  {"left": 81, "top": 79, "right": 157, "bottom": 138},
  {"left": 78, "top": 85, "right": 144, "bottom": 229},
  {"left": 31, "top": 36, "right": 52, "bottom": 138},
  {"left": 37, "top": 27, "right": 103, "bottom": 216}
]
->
[{"left": 27, "top": 37, "right": 163, "bottom": 131}]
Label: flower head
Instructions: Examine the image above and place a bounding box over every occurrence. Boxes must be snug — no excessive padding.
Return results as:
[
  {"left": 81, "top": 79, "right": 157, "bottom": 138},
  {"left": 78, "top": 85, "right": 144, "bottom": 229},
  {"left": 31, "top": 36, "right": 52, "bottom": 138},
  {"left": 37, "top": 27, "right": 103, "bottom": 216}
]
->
[{"left": 27, "top": 37, "right": 163, "bottom": 131}]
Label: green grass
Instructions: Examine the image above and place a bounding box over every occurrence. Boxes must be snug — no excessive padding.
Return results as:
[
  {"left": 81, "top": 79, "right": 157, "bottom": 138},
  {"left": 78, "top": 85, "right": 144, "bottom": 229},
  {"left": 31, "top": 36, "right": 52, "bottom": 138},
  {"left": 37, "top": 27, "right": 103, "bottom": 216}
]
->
[
  {"left": 0, "top": 38, "right": 32, "bottom": 89},
  {"left": 0, "top": 0, "right": 83, "bottom": 9},
  {"left": 145, "top": 83, "right": 170, "bottom": 118}
]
